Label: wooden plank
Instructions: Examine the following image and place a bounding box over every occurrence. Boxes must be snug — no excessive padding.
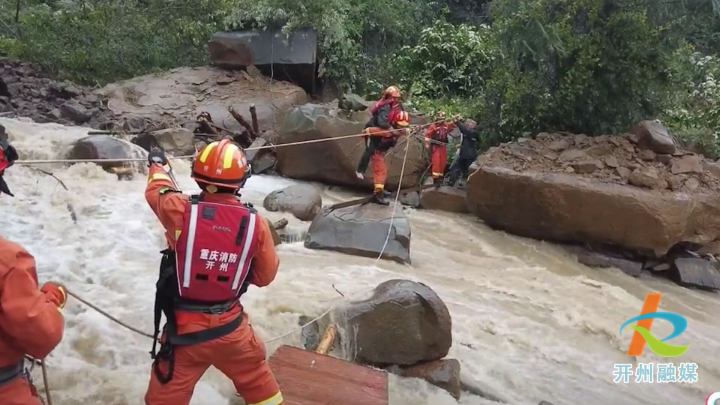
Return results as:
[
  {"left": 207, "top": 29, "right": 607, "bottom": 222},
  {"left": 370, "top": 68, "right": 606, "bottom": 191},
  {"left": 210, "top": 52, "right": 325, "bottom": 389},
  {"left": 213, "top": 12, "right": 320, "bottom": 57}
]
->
[
  {"left": 327, "top": 183, "right": 436, "bottom": 211},
  {"left": 269, "top": 345, "right": 388, "bottom": 405}
]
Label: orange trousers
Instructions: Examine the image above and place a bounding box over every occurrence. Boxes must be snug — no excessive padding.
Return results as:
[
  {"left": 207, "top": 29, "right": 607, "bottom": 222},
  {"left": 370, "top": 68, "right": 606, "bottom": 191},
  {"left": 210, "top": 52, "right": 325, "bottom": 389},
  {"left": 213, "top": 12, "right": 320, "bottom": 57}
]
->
[
  {"left": 145, "top": 324, "right": 282, "bottom": 405},
  {"left": 0, "top": 377, "right": 42, "bottom": 405},
  {"left": 431, "top": 145, "right": 447, "bottom": 179},
  {"left": 371, "top": 151, "right": 387, "bottom": 193}
]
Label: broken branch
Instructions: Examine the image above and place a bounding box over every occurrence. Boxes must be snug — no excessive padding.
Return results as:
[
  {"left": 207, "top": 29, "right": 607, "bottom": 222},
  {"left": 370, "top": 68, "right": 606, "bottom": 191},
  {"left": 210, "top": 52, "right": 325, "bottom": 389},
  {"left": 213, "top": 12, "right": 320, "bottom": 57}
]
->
[
  {"left": 30, "top": 168, "right": 78, "bottom": 224},
  {"left": 315, "top": 324, "right": 337, "bottom": 355},
  {"left": 249, "top": 104, "right": 260, "bottom": 135},
  {"left": 229, "top": 106, "right": 257, "bottom": 140}
]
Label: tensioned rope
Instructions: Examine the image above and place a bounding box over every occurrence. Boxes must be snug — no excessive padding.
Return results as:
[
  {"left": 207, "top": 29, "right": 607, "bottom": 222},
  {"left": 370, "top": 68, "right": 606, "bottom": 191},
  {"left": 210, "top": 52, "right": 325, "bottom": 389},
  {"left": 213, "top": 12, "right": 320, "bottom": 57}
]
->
[{"left": 14, "top": 120, "right": 445, "bottom": 165}]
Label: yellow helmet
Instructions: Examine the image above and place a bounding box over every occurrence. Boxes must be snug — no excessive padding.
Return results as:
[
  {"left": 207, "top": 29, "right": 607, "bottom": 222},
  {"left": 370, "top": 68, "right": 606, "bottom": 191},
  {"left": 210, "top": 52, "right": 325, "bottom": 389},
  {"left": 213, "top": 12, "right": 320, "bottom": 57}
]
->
[
  {"left": 435, "top": 111, "right": 447, "bottom": 121},
  {"left": 383, "top": 86, "right": 401, "bottom": 99}
]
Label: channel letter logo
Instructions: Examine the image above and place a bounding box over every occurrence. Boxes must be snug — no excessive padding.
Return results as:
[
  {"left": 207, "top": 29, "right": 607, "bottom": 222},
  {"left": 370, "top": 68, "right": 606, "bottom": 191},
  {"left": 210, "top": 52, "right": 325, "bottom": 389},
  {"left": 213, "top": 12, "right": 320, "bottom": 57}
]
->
[
  {"left": 620, "top": 293, "right": 690, "bottom": 358},
  {"left": 707, "top": 392, "right": 720, "bottom": 405}
]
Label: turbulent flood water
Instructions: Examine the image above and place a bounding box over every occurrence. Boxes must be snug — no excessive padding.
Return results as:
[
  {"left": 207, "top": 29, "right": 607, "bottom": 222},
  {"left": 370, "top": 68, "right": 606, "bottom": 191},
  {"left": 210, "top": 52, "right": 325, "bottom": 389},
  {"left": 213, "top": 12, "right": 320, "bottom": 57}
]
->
[{"left": 1, "top": 117, "right": 718, "bottom": 405}]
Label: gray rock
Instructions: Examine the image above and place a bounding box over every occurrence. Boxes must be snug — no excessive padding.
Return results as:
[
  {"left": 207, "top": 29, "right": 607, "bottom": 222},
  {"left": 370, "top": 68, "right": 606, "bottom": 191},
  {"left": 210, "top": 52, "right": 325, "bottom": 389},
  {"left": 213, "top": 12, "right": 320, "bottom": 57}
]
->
[
  {"left": 305, "top": 204, "right": 411, "bottom": 263},
  {"left": 263, "top": 185, "right": 322, "bottom": 221},
  {"left": 629, "top": 167, "right": 660, "bottom": 189},
  {"left": 704, "top": 161, "right": 720, "bottom": 180},
  {"left": 340, "top": 279, "right": 451, "bottom": 365},
  {"left": 67, "top": 135, "right": 148, "bottom": 171},
  {"left": 639, "top": 149, "right": 656, "bottom": 161},
  {"left": 400, "top": 191, "right": 420, "bottom": 208},
  {"left": 60, "top": 100, "right": 93, "bottom": 124},
  {"left": 576, "top": 250, "right": 643, "bottom": 277},
  {"left": 629, "top": 120, "right": 677, "bottom": 154},
  {"left": 571, "top": 160, "right": 603, "bottom": 174},
  {"left": 685, "top": 177, "right": 700, "bottom": 191},
  {"left": 616, "top": 166, "right": 631, "bottom": 178},
  {"left": 671, "top": 155, "right": 704, "bottom": 174},
  {"left": 149, "top": 128, "right": 196, "bottom": 155},
  {"left": 558, "top": 148, "right": 586, "bottom": 162},
  {"left": 586, "top": 144, "right": 613, "bottom": 157},
  {"left": 338, "top": 93, "right": 370, "bottom": 111},
  {"left": 548, "top": 139, "right": 570, "bottom": 152},
  {"left": 672, "top": 258, "right": 720, "bottom": 289},
  {"left": 668, "top": 176, "right": 684, "bottom": 190},
  {"left": 47, "top": 108, "right": 62, "bottom": 120},
  {"left": 251, "top": 152, "right": 277, "bottom": 174},
  {"left": 605, "top": 156, "right": 620, "bottom": 168},
  {"left": 574, "top": 134, "right": 590, "bottom": 147},
  {"left": 420, "top": 186, "right": 469, "bottom": 213},
  {"left": 656, "top": 154, "right": 672, "bottom": 165},
  {"left": 397, "top": 359, "right": 461, "bottom": 399}
]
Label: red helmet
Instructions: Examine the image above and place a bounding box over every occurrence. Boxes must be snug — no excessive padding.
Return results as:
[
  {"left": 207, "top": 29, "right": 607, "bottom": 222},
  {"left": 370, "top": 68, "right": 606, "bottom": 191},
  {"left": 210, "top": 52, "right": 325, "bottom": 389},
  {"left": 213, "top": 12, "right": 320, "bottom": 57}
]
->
[{"left": 191, "top": 139, "right": 250, "bottom": 190}]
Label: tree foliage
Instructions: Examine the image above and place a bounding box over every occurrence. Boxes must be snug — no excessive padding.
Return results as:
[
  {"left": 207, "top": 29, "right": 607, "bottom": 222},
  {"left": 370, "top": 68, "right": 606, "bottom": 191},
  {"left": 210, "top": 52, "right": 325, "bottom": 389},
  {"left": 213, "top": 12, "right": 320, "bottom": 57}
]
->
[{"left": 2, "top": 0, "right": 720, "bottom": 155}]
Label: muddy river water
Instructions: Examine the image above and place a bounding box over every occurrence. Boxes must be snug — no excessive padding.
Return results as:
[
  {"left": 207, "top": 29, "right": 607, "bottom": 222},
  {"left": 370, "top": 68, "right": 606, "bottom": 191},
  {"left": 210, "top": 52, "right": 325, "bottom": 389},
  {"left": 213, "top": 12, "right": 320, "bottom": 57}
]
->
[{"left": 1, "top": 118, "right": 718, "bottom": 405}]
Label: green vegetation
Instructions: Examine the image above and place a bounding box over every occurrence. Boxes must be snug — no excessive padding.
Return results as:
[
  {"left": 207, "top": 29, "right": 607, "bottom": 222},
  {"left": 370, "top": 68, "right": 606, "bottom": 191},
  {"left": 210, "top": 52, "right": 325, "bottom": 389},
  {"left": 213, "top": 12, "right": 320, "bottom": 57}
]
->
[{"left": 3, "top": 0, "right": 720, "bottom": 154}]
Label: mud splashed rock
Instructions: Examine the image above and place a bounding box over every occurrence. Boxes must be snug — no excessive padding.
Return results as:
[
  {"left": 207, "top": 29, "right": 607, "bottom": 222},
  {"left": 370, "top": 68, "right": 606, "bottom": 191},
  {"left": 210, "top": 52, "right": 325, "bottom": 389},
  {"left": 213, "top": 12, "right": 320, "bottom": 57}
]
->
[
  {"left": 339, "top": 279, "right": 452, "bottom": 365},
  {"left": 305, "top": 204, "right": 411, "bottom": 263},
  {"left": 465, "top": 166, "right": 720, "bottom": 257}
]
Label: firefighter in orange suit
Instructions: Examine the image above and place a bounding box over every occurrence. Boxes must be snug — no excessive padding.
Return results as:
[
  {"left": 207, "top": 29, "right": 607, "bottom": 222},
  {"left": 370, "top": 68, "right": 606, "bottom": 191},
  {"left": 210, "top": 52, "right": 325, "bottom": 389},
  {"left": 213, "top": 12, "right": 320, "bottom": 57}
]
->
[
  {"left": 0, "top": 138, "right": 66, "bottom": 405},
  {"left": 424, "top": 112, "right": 457, "bottom": 186},
  {"left": 355, "top": 85, "right": 411, "bottom": 205},
  {"left": 144, "top": 139, "right": 282, "bottom": 405}
]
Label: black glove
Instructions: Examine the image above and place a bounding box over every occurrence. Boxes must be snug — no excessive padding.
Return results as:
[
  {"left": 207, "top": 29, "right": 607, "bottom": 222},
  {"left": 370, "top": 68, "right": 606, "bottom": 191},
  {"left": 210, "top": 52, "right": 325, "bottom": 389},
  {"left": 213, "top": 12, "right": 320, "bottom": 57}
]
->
[{"left": 148, "top": 151, "right": 167, "bottom": 167}]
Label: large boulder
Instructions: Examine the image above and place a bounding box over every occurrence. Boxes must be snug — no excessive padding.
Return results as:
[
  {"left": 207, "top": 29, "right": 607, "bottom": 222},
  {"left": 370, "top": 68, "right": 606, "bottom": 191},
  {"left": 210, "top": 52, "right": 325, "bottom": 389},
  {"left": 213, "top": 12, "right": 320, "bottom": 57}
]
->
[
  {"left": 98, "top": 67, "right": 307, "bottom": 134},
  {"left": 339, "top": 279, "right": 452, "bottom": 366},
  {"left": 67, "top": 135, "right": 148, "bottom": 171},
  {"left": 419, "top": 187, "right": 469, "bottom": 213},
  {"left": 275, "top": 104, "right": 427, "bottom": 191},
  {"left": 629, "top": 120, "right": 677, "bottom": 155},
  {"left": 263, "top": 185, "right": 322, "bottom": 221},
  {"left": 305, "top": 203, "right": 411, "bottom": 264},
  {"left": 466, "top": 167, "right": 720, "bottom": 257}
]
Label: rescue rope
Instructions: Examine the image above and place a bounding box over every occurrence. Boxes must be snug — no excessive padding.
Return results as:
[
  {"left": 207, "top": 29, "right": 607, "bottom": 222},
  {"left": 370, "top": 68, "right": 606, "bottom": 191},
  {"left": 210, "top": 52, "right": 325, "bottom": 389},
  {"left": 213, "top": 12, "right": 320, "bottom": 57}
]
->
[
  {"left": 66, "top": 289, "right": 155, "bottom": 339},
  {"left": 41, "top": 360, "right": 52, "bottom": 405},
  {"left": 14, "top": 121, "right": 442, "bottom": 166}
]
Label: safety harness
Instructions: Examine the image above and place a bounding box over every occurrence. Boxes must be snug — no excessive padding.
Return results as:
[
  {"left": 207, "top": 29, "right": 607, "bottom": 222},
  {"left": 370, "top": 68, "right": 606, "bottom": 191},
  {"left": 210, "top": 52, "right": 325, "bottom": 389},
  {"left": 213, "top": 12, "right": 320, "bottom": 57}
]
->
[{"left": 150, "top": 195, "right": 256, "bottom": 384}]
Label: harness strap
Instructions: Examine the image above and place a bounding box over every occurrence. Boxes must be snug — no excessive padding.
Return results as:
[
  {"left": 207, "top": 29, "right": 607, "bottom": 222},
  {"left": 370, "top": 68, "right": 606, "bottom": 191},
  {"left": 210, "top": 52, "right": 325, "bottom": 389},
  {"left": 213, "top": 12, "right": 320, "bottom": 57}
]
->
[
  {"left": 166, "top": 314, "right": 243, "bottom": 346},
  {"left": 0, "top": 361, "right": 23, "bottom": 387},
  {"left": 174, "top": 300, "right": 237, "bottom": 315}
]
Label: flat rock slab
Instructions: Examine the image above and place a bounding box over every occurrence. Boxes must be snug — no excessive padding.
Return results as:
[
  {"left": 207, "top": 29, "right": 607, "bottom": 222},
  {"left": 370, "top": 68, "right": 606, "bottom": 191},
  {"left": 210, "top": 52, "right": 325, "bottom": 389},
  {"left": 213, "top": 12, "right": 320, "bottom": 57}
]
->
[
  {"left": 575, "top": 249, "right": 643, "bottom": 277},
  {"left": 269, "top": 345, "right": 388, "bottom": 405},
  {"left": 305, "top": 204, "right": 411, "bottom": 264},
  {"left": 420, "top": 186, "right": 469, "bottom": 213},
  {"left": 672, "top": 258, "right": 720, "bottom": 290},
  {"left": 466, "top": 166, "right": 720, "bottom": 257}
]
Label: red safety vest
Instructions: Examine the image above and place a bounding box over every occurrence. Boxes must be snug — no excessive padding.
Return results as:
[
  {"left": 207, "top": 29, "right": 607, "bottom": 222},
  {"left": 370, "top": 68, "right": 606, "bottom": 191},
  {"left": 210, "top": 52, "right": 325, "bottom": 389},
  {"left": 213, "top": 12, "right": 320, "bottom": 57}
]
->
[
  {"left": 174, "top": 196, "right": 258, "bottom": 303},
  {"left": 431, "top": 124, "right": 452, "bottom": 143}
]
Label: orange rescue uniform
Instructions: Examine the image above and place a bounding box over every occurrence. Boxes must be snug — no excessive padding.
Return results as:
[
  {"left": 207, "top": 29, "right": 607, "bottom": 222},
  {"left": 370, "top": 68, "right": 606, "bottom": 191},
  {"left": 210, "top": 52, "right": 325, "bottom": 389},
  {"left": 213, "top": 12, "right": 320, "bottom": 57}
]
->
[
  {"left": 144, "top": 165, "right": 282, "bottom": 405},
  {"left": 425, "top": 122, "right": 456, "bottom": 180},
  {"left": 0, "top": 237, "right": 64, "bottom": 405}
]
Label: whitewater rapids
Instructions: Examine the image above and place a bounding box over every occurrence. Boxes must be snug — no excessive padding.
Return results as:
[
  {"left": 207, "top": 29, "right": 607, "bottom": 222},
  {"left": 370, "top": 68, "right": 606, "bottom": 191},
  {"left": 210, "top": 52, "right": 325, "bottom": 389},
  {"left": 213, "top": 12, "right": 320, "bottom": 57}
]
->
[{"left": 0, "top": 118, "right": 718, "bottom": 405}]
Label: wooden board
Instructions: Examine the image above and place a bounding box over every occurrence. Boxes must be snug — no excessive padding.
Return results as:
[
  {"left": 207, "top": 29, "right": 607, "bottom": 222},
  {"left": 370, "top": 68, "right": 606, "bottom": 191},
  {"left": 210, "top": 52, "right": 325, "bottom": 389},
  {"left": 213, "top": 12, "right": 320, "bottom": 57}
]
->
[
  {"left": 269, "top": 345, "right": 388, "bottom": 405},
  {"left": 327, "top": 183, "right": 437, "bottom": 211}
]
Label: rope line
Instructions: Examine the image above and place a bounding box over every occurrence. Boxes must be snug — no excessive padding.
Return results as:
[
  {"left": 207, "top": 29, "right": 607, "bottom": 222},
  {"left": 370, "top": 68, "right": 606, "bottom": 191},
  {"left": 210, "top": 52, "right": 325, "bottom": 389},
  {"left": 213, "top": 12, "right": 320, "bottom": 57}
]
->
[{"left": 15, "top": 120, "right": 444, "bottom": 166}]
